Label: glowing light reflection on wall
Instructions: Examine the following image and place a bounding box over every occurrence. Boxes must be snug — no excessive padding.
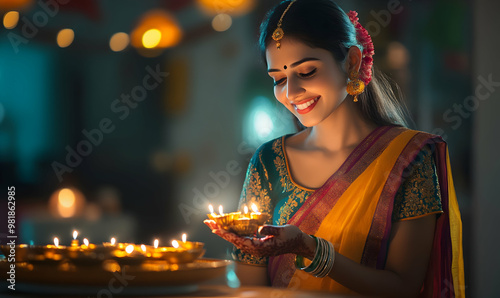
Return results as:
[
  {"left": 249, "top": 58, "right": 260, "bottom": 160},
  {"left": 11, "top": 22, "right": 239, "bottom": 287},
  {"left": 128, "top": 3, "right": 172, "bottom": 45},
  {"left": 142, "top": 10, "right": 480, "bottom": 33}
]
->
[{"left": 243, "top": 96, "right": 295, "bottom": 148}]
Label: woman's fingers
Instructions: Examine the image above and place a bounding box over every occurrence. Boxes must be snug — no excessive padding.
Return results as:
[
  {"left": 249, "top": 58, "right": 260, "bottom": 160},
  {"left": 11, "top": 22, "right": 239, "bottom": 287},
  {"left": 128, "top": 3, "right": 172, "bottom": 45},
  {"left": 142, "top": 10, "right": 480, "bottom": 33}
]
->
[
  {"left": 203, "top": 219, "right": 219, "bottom": 230},
  {"left": 258, "top": 225, "right": 282, "bottom": 236}
]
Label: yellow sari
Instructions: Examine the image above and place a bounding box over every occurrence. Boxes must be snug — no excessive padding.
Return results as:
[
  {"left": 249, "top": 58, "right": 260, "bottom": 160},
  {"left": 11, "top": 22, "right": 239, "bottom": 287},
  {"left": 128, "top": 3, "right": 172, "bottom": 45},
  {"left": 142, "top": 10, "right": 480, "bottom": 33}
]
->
[{"left": 267, "top": 126, "right": 465, "bottom": 297}]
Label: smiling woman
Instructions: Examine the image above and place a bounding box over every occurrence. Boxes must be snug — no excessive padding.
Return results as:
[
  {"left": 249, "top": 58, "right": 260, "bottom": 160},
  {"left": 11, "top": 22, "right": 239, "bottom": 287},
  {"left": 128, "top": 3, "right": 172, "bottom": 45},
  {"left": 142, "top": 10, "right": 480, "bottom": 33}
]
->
[{"left": 204, "top": 0, "right": 465, "bottom": 297}]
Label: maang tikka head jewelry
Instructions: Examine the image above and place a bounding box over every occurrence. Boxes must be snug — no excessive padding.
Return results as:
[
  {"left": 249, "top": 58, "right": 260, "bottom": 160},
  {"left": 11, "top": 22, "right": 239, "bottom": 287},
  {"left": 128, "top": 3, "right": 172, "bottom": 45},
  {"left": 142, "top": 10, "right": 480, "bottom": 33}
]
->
[{"left": 272, "top": 0, "right": 297, "bottom": 49}]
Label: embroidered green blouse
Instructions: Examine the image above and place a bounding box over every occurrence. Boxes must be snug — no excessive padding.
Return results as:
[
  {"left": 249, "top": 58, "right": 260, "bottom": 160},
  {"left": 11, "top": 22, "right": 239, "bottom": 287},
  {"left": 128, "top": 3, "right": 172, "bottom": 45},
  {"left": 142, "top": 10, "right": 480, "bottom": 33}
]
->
[{"left": 233, "top": 135, "right": 443, "bottom": 266}]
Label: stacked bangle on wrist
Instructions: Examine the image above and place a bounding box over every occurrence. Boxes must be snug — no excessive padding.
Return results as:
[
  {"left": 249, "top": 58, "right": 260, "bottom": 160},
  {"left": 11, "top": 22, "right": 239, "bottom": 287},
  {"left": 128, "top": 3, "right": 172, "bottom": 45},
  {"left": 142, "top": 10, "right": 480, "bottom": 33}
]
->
[{"left": 294, "top": 235, "right": 335, "bottom": 278}]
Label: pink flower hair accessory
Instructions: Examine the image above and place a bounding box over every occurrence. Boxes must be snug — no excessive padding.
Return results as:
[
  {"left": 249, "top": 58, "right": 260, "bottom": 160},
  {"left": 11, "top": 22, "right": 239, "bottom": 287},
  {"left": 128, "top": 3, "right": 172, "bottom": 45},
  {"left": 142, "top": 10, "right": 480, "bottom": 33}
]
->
[{"left": 347, "top": 10, "right": 375, "bottom": 86}]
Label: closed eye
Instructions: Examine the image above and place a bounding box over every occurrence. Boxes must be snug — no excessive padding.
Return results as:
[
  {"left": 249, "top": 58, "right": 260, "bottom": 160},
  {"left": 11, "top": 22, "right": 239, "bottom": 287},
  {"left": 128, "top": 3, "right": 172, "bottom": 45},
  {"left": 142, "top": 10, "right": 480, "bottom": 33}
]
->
[
  {"left": 273, "top": 78, "right": 286, "bottom": 86},
  {"left": 272, "top": 69, "right": 317, "bottom": 86},
  {"left": 299, "top": 69, "right": 316, "bottom": 78}
]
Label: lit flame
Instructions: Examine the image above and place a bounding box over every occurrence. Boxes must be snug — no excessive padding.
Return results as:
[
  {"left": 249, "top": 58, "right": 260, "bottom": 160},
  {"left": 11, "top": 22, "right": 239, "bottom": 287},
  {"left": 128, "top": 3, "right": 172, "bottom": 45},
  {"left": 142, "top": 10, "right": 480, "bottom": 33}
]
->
[
  {"left": 182, "top": 233, "right": 187, "bottom": 243},
  {"left": 83, "top": 238, "right": 89, "bottom": 247},
  {"left": 125, "top": 244, "right": 134, "bottom": 254},
  {"left": 154, "top": 239, "right": 159, "bottom": 249},
  {"left": 73, "top": 230, "right": 78, "bottom": 240},
  {"left": 141, "top": 244, "right": 147, "bottom": 252},
  {"left": 251, "top": 203, "right": 259, "bottom": 213},
  {"left": 172, "top": 240, "right": 179, "bottom": 249},
  {"left": 111, "top": 237, "right": 116, "bottom": 245},
  {"left": 58, "top": 188, "right": 76, "bottom": 218},
  {"left": 54, "top": 237, "right": 59, "bottom": 247},
  {"left": 208, "top": 204, "right": 215, "bottom": 215},
  {"left": 244, "top": 206, "right": 248, "bottom": 214},
  {"left": 219, "top": 205, "right": 224, "bottom": 216}
]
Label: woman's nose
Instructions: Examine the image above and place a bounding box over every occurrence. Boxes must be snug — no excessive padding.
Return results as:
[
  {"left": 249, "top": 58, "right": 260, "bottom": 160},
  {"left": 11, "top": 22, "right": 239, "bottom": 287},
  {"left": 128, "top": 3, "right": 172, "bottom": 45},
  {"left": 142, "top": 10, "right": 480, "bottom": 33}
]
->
[{"left": 286, "top": 77, "right": 305, "bottom": 101}]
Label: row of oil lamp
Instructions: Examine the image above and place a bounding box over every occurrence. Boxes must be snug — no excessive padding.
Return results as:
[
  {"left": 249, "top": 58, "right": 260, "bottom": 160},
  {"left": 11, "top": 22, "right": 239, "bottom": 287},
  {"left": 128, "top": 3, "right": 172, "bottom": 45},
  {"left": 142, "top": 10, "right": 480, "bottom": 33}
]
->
[
  {"left": 0, "top": 203, "right": 269, "bottom": 266},
  {"left": 1, "top": 231, "right": 204, "bottom": 266},
  {"left": 207, "top": 203, "right": 270, "bottom": 236}
]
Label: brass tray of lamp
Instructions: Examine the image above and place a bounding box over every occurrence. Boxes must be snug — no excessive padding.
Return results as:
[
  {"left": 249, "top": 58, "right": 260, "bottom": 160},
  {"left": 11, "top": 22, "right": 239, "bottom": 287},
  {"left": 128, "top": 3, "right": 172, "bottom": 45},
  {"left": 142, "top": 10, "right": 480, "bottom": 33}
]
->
[
  {"left": 0, "top": 241, "right": 206, "bottom": 267},
  {"left": 0, "top": 241, "right": 231, "bottom": 295}
]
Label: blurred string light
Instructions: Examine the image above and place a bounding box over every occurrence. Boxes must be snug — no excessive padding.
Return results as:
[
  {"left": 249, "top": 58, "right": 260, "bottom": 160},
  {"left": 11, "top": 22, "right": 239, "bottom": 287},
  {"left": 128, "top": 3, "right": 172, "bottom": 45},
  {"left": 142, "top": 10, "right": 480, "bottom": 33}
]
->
[
  {"left": 3, "top": 11, "right": 19, "bottom": 29},
  {"left": 197, "top": 0, "right": 256, "bottom": 16},
  {"left": 212, "top": 13, "right": 232, "bottom": 32},
  {"left": 109, "top": 32, "right": 129, "bottom": 52},
  {"left": 56, "top": 28, "right": 74, "bottom": 48},
  {"left": 131, "top": 10, "right": 182, "bottom": 51}
]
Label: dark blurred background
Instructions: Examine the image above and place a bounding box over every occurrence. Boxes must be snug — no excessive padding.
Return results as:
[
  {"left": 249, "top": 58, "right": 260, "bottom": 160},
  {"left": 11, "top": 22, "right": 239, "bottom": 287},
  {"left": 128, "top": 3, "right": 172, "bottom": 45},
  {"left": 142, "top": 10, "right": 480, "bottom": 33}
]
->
[{"left": 0, "top": 0, "right": 498, "bottom": 297}]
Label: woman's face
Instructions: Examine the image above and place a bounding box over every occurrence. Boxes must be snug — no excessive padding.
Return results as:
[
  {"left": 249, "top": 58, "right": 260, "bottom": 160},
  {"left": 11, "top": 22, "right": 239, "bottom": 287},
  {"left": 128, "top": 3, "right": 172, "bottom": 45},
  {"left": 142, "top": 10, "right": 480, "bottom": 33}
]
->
[{"left": 266, "top": 38, "right": 348, "bottom": 127}]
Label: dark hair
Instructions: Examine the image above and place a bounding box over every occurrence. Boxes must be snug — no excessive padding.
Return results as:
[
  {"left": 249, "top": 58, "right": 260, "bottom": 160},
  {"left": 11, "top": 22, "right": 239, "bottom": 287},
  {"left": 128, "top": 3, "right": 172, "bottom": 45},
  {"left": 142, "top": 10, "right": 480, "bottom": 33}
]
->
[{"left": 259, "top": 0, "right": 409, "bottom": 128}]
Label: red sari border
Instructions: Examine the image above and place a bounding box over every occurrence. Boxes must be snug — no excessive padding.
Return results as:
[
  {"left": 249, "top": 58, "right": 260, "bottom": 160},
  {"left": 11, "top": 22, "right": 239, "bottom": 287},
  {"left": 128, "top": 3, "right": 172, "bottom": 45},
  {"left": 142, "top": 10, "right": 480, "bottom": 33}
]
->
[{"left": 360, "top": 132, "right": 445, "bottom": 269}]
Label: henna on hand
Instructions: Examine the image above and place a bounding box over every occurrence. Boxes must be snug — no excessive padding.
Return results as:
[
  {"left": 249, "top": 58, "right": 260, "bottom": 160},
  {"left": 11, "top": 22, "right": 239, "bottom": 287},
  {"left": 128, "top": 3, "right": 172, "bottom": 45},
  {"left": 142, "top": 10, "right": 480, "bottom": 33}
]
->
[{"left": 204, "top": 221, "right": 316, "bottom": 258}]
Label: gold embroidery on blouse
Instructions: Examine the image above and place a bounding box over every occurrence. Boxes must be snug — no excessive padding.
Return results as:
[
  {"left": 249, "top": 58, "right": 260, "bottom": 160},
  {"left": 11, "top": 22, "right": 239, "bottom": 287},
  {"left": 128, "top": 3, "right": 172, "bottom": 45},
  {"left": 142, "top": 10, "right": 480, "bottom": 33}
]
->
[
  {"left": 277, "top": 189, "right": 310, "bottom": 225},
  {"left": 259, "top": 151, "right": 272, "bottom": 191},
  {"left": 273, "top": 138, "right": 295, "bottom": 192},
  {"left": 232, "top": 247, "right": 268, "bottom": 266},
  {"left": 240, "top": 165, "right": 272, "bottom": 216},
  {"left": 271, "top": 138, "right": 313, "bottom": 225},
  {"left": 393, "top": 146, "right": 443, "bottom": 221}
]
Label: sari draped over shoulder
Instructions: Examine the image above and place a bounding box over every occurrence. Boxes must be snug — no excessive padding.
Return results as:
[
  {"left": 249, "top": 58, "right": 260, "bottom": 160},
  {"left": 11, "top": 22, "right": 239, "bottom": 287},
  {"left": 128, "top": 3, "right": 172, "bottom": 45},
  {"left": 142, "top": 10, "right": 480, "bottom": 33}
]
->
[{"left": 236, "top": 126, "right": 465, "bottom": 297}]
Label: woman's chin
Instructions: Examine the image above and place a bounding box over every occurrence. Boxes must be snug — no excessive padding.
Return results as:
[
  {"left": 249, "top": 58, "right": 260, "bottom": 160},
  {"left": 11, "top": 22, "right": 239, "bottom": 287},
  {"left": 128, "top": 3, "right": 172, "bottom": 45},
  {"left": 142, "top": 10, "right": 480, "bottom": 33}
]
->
[{"left": 297, "top": 118, "right": 319, "bottom": 128}]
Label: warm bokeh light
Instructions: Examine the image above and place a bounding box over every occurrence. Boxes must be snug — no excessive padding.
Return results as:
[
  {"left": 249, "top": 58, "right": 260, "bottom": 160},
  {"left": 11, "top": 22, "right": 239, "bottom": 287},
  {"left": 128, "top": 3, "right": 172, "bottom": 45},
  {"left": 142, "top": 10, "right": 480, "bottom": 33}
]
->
[
  {"left": 142, "top": 28, "right": 162, "bottom": 49},
  {"left": 172, "top": 240, "right": 179, "bottom": 249},
  {"left": 0, "top": 0, "right": 33, "bottom": 11},
  {"left": 251, "top": 203, "right": 258, "bottom": 213},
  {"left": 182, "top": 233, "right": 187, "bottom": 243},
  {"left": 3, "top": 11, "right": 19, "bottom": 29},
  {"left": 141, "top": 244, "right": 147, "bottom": 252},
  {"left": 58, "top": 188, "right": 75, "bottom": 207},
  {"left": 244, "top": 205, "right": 248, "bottom": 214},
  {"left": 109, "top": 32, "right": 129, "bottom": 52},
  {"left": 212, "top": 13, "right": 232, "bottom": 32},
  {"left": 386, "top": 41, "right": 410, "bottom": 70},
  {"left": 56, "top": 28, "right": 75, "bottom": 48},
  {"left": 197, "top": 0, "right": 256, "bottom": 16},
  {"left": 111, "top": 237, "right": 116, "bottom": 245},
  {"left": 131, "top": 10, "right": 182, "bottom": 49},
  {"left": 57, "top": 188, "right": 75, "bottom": 218},
  {"left": 49, "top": 188, "right": 86, "bottom": 218},
  {"left": 154, "top": 239, "right": 159, "bottom": 249}
]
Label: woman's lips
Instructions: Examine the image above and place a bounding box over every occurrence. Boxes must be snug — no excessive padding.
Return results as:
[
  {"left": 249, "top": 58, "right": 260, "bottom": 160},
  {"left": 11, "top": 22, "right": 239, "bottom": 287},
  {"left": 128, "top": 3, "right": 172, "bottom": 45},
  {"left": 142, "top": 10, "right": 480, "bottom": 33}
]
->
[{"left": 293, "top": 96, "right": 320, "bottom": 114}]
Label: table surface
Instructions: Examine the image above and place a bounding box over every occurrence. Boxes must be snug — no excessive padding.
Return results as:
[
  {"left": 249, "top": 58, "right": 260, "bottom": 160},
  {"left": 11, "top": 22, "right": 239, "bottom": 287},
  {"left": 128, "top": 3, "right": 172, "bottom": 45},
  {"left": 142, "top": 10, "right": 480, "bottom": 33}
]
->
[{"left": 0, "top": 284, "right": 356, "bottom": 298}]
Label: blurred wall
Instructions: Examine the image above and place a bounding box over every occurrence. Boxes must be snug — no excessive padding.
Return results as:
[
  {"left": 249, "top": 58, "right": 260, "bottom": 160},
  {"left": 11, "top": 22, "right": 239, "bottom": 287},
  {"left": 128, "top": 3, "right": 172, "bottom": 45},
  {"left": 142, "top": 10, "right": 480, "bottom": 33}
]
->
[{"left": 473, "top": 0, "right": 500, "bottom": 297}]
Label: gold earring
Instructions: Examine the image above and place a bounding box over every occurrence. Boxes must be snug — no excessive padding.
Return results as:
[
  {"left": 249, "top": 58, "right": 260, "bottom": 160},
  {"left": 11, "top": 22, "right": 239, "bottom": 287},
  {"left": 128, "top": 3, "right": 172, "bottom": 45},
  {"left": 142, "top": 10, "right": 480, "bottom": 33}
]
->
[{"left": 346, "top": 70, "right": 365, "bottom": 102}]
